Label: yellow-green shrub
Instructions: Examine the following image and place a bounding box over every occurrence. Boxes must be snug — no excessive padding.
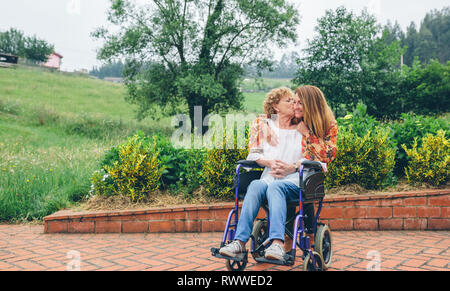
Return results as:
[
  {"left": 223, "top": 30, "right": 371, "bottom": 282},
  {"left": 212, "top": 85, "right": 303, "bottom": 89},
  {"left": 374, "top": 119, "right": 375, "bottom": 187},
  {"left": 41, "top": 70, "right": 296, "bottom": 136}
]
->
[
  {"left": 325, "top": 126, "right": 396, "bottom": 190},
  {"left": 104, "top": 135, "right": 164, "bottom": 202},
  {"left": 402, "top": 130, "right": 449, "bottom": 186},
  {"left": 201, "top": 129, "right": 249, "bottom": 199}
]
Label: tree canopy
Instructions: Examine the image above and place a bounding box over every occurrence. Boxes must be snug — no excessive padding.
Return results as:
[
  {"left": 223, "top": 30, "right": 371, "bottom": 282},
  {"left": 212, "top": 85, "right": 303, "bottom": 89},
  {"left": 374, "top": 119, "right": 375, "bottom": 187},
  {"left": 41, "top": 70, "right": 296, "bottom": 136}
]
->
[
  {"left": 0, "top": 28, "right": 54, "bottom": 63},
  {"left": 93, "top": 0, "right": 299, "bottom": 128}
]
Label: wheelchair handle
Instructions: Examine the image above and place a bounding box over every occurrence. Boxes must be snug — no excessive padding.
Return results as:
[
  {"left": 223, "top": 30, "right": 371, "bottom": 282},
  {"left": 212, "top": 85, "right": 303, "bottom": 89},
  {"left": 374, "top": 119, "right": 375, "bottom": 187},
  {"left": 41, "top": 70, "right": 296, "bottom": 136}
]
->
[{"left": 237, "top": 160, "right": 264, "bottom": 169}]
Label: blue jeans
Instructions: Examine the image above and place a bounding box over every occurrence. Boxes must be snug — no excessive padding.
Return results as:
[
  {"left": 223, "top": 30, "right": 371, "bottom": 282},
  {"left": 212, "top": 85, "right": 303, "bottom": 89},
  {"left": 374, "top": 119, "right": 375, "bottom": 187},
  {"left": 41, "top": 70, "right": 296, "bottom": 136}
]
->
[{"left": 234, "top": 180, "right": 300, "bottom": 243}]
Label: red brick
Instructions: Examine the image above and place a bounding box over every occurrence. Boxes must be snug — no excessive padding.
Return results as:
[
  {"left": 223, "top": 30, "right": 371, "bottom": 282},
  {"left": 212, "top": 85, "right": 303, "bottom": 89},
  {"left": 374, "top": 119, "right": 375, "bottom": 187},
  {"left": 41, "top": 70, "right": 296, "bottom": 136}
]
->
[
  {"left": 404, "top": 218, "right": 427, "bottom": 230},
  {"left": 427, "top": 219, "right": 450, "bottom": 230},
  {"left": 393, "top": 207, "right": 416, "bottom": 218},
  {"left": 354, "top": 199, "right": 380, "bottom": 207},
  {"left": 46, "top": 221, "right": 68, "bottom": 233},
  {"left": 428, "top": 195, "right": 450, "bottom": 207},
  {"left": 403, "top": 197, "right": 427, "bottom": 206},
  {"left": 136, "top": 213, "right": 162, "bottom": 221},
  {"left": 380, "top": 198, "right": 403, "bottom": 207},
  {"left": 149, "top": 221, "right": 175, "bottom": 233},
  {"left": 328, "top": 219, "right": 353, "bottom": 230},
  {"left": 95, "top": 221, "right": 121, "bottom": 233},
  {"left": 343, "top": 208, "right": 367, "bottom": 219},
  {"left": 214, "top": 209, "right": 233, "bottom": 220},
  {"left": 122, "top": 221, "right": 148, "bottom": 233},
  {"left": 189, "top": 210, "right": 214, "bottom": 220},
  {"left": 417, "top": 207, "right": 441, "bottom": 218},
  {"left": 214, "top": 220, "right": 227, "bottom": 232},
  {"left": 442, "top": 207, "right": 450, "bottom": 218},
  {"left": 321, "top": 207, "right": 343, "bottom": 219},
  {"left": 329, "top": 201, "right": 354, "bottom": 207},
  {"left": 109, "top": 215, "right": 135, "bottom": 221},
  {"left": 367, "top": 207, "right": 392, "bottom": 218},
  {"left": 175, "top": 221, "right": 201, "bottom": 232},
  {"left": 353, "top": 219, "right": 378, "bottom": 230},
  {"left": 160, "top": 211, "right": 187, "bottom": 220},
  {"left": 68, "top": 222, "right": 94, "bottom": 233},
  {"left": 201, "top": 221, "right": 214, "bottom": 232},
  {"left": 379, "top": 219, "right": 403, "bottom": 230}
]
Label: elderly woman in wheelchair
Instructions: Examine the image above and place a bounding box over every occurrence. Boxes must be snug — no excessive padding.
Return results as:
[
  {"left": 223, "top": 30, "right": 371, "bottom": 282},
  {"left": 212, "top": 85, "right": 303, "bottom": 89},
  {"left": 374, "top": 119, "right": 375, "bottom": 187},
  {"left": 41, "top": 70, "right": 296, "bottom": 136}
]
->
[{"left": 211, "top": 86, "right": 338, "bottom": 271}]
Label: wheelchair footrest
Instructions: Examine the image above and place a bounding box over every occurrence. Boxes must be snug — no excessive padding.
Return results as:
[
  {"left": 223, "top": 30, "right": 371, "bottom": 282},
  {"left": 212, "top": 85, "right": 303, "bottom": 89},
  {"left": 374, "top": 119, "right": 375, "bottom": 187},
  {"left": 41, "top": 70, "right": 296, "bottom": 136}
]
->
[
  {"left": 211, "top": 248, "right": 248, "bottom": 262},
  {"left": 254, "top": 254, "right": 295, "bottom": 266}
]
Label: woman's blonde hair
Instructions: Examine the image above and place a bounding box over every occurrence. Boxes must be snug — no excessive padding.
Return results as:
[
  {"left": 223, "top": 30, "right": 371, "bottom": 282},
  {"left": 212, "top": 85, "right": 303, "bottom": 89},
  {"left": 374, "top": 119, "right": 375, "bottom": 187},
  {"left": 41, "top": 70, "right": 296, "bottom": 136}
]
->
[
  {"left": 263, "top": 87, "right": 293, "bottom": 116},
  {"left": 294, "top": 85, "right": 336, "bottom": 138}
]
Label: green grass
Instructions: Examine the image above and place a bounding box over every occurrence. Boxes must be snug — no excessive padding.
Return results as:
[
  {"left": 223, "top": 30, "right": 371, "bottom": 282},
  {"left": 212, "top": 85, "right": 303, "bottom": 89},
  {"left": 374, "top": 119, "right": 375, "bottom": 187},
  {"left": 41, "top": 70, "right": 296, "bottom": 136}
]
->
[
  {"left": 0, "top": 66, "right": 176, "bottom": 221},
  {"left": 0, "top": 66, "right": 293, "bottom": 221}
]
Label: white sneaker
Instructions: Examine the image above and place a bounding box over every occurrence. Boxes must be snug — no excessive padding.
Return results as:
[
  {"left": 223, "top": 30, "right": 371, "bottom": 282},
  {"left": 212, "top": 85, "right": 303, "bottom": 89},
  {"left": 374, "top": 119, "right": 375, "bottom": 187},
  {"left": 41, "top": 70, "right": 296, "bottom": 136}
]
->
[
  {"left": 219, "top": 241, "right": 245, "bottom": 258},
  {"left": 265, "top": 242, "right": 286, "bottom": 261}
]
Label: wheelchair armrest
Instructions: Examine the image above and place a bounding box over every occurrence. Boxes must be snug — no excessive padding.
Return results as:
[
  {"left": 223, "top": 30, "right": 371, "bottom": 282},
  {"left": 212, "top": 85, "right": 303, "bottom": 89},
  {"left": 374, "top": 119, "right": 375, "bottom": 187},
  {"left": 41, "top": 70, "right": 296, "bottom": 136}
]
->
[
  {"left": 237, "top": 160, "right": 264, "bottom": 169},
  {"left": 301, "top": 160, "right": 324, "bottom": 171}
]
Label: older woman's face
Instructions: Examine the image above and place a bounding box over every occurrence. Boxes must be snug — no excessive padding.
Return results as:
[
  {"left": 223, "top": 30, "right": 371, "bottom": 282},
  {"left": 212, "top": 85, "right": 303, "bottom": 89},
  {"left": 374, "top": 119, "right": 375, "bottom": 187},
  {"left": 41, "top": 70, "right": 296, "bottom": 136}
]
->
[
  {"left": 294, "top": 94, "right": 304, "bottom": 119},
  {"left": 273, "top": 94, "right": 294, "bottom": 117}
]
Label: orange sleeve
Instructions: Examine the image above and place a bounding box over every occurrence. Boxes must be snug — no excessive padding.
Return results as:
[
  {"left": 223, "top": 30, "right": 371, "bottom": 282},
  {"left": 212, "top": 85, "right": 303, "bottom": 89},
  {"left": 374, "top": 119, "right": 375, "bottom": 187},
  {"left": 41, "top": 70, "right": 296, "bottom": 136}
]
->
[{"left": 302, "top": 121, "right": 338, "bottom": 164}]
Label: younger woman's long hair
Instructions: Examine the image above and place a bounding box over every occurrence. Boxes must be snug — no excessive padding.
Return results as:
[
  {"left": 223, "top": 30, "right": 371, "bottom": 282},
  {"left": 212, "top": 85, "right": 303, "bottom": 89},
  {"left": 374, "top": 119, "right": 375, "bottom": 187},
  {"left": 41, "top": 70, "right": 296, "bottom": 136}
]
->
[{"left": 294, "top": 85, "right": 336, "bottom": 139}]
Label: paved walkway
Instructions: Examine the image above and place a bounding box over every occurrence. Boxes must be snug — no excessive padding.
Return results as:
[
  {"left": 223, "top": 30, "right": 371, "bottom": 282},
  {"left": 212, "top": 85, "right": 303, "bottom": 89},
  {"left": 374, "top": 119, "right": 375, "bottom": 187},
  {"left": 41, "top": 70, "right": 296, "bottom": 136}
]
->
[{"left": 0, "top": 224, "right": 448, "bottom": 271}]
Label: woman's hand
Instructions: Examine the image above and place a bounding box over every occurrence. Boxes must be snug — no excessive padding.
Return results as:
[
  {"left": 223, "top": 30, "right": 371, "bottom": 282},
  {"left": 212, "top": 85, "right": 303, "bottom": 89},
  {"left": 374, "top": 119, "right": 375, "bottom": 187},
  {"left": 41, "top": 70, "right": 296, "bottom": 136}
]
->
[
  {"left": 269, "top": 160, "right": 297, "bottom": 179},
  {"left": 259, "top": 119, "right": 279, "bottom": 146}
]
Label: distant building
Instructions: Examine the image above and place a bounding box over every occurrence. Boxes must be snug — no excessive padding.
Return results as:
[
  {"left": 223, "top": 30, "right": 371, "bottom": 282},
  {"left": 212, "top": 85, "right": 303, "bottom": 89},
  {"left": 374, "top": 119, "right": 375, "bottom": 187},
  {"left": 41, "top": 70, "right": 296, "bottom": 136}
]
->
[{"left": 43, "top": 52, "right": 63, "bottom": 70}]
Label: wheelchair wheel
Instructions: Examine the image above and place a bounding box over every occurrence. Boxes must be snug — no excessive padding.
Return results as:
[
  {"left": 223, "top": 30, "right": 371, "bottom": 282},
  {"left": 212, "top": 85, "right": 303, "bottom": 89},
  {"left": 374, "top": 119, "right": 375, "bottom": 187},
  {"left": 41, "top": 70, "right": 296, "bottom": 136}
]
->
[
  {"left": 302, "top": 251, "right": 325, "bottom": 271},
  {"left": 251, "top": 219, "right": 268, "bottom": 260},
  {"left": 314, "top": 224, "right": 332, "bottom": 270},
  {"left": 225, "top": 258, "right": 247, "bottom": 271}
]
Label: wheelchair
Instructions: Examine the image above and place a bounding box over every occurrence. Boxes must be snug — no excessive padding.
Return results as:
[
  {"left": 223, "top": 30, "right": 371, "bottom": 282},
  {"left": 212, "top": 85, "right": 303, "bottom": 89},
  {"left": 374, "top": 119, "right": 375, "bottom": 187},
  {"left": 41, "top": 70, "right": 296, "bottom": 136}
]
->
[{"left": 211, "top": 160, "right": 333, "bottom": 271}]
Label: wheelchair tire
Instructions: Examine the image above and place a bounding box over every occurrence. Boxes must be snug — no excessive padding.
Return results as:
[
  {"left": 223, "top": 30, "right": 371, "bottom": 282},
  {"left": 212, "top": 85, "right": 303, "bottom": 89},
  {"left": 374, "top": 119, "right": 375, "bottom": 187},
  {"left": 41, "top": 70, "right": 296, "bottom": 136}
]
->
[
  {"left": 302, "top": 251, "right": 325, "bottom": 271},
  {"left": 251, "top": 219, "right": 268, "bottom": 260},
  {"left": 314, "top": 224, "right": 332, "bottom": 270},
  {"left": 225, "top": 258, "right": 247, "bottom": 272}
]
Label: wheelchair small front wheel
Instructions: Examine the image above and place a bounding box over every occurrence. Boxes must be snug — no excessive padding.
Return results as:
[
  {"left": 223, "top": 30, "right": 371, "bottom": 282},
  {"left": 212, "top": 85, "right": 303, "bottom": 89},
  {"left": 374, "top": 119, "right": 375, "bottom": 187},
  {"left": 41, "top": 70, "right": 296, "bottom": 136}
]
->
[
  {"left": 226, "top": 258, "right": 247, "bottom": 271},
  {"left": 251, "top": 219, "right": 268, "bottom": 260},
  {"left": 302, "top": 251, "right": 325, "bottom": 271},
  {"left": 315, "top": 224, "right": 332, "bottom": 270}
]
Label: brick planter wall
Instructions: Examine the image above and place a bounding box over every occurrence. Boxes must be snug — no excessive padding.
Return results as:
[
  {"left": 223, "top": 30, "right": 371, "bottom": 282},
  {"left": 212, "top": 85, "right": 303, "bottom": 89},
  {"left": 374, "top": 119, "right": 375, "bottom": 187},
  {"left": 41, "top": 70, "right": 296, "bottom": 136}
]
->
[{"left": 44, "top": 189, "right": 450, "bottom": 233}]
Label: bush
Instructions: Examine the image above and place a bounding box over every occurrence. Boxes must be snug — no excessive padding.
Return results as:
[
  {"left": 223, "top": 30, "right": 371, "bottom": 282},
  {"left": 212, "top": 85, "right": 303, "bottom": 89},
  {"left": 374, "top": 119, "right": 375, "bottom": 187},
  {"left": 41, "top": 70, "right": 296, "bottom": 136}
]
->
[
  {"left": 336, "top": 102, "right": 381, "bottom": 138},
  {"left": 388, "top": 113, "right": 450, "bottom": 176},
  {"left": 103, "top": 134, "right": 164, "bottom": 202},
  {"left": 402, "top": 130, "right": 449, "bottom": 186},
  {"left": 201, "top": 129, "right": 249, "bottom": 199},
  {"left": 325, "top": 126, "right": 396, "bottom": 190}
]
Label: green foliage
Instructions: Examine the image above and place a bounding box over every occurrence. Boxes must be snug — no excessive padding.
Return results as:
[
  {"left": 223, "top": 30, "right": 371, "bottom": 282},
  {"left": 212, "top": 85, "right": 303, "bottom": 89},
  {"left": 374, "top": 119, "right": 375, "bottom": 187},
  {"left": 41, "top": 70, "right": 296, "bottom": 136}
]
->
[
  {"left": 0, "top": 27, "right": 54, "bottom": 63},
  {"left": 293, "top": 6, "right": 384, "bottom": 116},
  {"left": 103, "top": 134, "right": 164, "bottom": 202},
  {"left": 326, "top": 126, "right": 396, "bottom": 190},
  {"left": 402, "top": 131, "right": 449, "bottom": 186},
  {"left": 401, "top": 59, "right": 450, "bottom": 115},
  {"left": 93, "top": 0, "right": 299, "bottom": 125},
  {"left": 389, "top": 113, "right": 450, "bottom": 176},
  {"left": 401, "top": 7, "right": 450, "bottom": 66},
  {"left": 336, "top": 103, "right": 381, "bottom": 138},
  {"left": 201, "top": 128, "right": 249, "bottom": 198}
]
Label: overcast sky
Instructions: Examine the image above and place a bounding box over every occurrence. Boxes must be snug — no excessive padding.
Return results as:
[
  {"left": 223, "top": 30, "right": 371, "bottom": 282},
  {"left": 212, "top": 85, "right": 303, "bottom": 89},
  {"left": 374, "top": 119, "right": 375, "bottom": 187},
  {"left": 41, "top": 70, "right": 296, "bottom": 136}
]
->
[{"left": 1, "top": 0, "right": 448, "bottom": 72}]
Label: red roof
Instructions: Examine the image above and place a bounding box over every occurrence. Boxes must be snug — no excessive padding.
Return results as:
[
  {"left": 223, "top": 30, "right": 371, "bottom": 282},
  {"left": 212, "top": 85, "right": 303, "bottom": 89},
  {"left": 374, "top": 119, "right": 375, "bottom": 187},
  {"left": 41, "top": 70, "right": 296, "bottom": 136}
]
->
[{"left": 52, "top": 52, "right": 63, "bottom": 58}]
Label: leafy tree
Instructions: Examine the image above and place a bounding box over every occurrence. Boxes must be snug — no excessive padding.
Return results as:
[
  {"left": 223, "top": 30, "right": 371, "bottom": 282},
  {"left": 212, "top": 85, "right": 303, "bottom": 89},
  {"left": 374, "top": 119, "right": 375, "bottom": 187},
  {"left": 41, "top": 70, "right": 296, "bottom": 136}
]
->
[
  {"left": 90, "top": 61, "right": 125, "bottom": 79},
  {"left": 93, "top": 0, "right": 299, "bottom": 131},
  {"left": 399, "top": 7, "right": 450, "bottom": 66},
  {"left": 401, "top": 59, "right": 450, "bottom": 115},
  {"left": 293, "top": 6, "right": 404, "bottom": 118},
  {"left": 0, "top": 28, "right": 54, "bottom": 63}
]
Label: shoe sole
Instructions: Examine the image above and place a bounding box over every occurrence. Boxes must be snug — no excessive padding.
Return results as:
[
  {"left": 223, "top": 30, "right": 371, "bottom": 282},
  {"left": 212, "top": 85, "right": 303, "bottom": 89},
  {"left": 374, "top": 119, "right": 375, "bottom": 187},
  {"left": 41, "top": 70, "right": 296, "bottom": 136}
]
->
[
  {"left": 219, "top": 250, "right": 243, "bottom": 258},
  {"left": 265, "top": 252, "right": 284, "bottom": 261}
]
